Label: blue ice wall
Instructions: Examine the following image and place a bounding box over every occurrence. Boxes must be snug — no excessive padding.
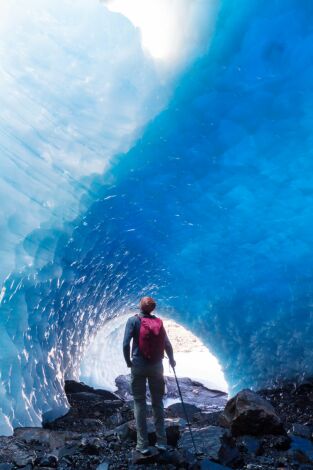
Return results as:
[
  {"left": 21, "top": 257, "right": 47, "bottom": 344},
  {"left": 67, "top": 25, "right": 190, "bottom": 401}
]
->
[{"left": 1, "top": 0, "right": 313, "bottom": 434}]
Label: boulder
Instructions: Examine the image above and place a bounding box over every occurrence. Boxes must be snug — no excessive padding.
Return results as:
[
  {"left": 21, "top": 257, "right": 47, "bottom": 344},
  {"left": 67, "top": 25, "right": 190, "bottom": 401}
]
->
[
  {"left": 179, "top": 425, "right": 227, "bottom": 460},
  {"left": 65, "top": 380, "right": 120, "bottom": 400},
  {"left": 35, "top": 453, "right": 58, "bottom": 467},
  {"left": 222, "top": 389, "right": 285, "bottom": 436},
  {"left": 115, "top": 417, "right": 184, "bottom": 446},
  {"left": 194, "top": 411, "right": 224, "bottom": 427},
  {"left": 166, "top": 402, "right": 201, "bottom": 420}
]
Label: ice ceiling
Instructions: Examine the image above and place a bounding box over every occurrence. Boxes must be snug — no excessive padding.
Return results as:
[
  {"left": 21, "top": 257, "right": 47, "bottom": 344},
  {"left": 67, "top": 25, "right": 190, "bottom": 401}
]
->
[{"left": 0, "top": 0, "right": 313, "bottom": 435}]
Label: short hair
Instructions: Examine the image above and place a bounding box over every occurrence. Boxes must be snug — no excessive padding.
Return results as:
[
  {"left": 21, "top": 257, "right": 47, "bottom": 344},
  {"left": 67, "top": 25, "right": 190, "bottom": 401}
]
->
[{"left": 140, "top": 296, "right": 156, "bottom": 314}]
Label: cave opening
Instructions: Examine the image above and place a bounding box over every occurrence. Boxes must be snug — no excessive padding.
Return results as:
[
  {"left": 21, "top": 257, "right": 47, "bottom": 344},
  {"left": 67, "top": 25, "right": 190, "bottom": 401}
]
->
[{"left": 79, "top": 312, "right": 229, "bottom": 399}]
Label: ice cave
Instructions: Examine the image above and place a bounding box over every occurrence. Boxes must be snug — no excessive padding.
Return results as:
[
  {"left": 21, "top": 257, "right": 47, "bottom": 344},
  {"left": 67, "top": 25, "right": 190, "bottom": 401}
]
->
[{"left": 1, "top": 0, "right": 313, "bottom": 438}]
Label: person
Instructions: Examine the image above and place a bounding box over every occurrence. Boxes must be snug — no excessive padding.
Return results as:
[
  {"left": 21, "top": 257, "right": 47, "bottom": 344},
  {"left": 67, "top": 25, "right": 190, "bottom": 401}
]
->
[{"left": 123, "top": 296, "right": 176, "bottom": 455}]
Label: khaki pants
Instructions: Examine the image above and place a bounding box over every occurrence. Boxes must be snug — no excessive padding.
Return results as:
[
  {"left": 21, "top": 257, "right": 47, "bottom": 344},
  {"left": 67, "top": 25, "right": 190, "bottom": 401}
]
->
[{"left": 131, "top": 362, "right": 167, "bottom": 451}]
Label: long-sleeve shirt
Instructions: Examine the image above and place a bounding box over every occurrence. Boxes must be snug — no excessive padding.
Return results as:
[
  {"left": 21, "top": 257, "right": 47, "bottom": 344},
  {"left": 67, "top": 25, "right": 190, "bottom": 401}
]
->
[{"left": 123, "top": 313, "right": 175, "bottom": 367}]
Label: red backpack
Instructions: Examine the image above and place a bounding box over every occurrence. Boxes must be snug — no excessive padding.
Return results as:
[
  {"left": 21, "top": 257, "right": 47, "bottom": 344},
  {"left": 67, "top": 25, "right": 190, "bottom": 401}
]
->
[{"left": 137, "top": 315, "right": 166, "bottom": 362}]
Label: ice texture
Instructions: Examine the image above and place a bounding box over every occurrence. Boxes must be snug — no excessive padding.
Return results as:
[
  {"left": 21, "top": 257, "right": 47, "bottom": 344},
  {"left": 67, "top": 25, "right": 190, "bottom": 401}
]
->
[
  {"left": 1, "top": 0, "right": 313, "bottom": 435},
  {"left": 0, "top": 0, "right": 166, "bottom": 285},
  {"left": 0, "top": 0, "right": 170, "bottom": 435}
]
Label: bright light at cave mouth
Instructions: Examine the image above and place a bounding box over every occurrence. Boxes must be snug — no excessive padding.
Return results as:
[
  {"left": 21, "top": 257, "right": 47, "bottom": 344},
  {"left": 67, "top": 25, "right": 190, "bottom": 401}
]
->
[
  {"left": 80, "top": 313, "right": 229, "bottom": 394},
  {"left": 102, "top": 0, "right": 217, "bottom": 63},
  {"left": 104, "top": 0, "right": 175, "bottom": 59}
]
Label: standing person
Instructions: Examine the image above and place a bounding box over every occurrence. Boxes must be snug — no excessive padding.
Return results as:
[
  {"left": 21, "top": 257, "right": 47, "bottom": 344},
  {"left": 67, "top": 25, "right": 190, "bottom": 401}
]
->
[{"left": 123, "top": 296, "right": 176, "bottom": 455}]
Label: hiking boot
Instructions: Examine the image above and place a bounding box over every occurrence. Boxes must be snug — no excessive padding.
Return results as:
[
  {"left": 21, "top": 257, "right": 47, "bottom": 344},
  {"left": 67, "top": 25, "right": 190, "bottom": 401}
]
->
[
  {"left": 155, "top": 443, "right": 167, "bottom": 451},
  {"left": 138, "top": 447, "right": 151, "bottom": 456}
]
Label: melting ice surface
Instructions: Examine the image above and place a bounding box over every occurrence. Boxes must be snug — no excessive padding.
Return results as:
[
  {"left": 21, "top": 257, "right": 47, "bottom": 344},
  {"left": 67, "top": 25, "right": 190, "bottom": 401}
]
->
[{"left": 1, "top": 0, "right": 313, "bottom": 435}]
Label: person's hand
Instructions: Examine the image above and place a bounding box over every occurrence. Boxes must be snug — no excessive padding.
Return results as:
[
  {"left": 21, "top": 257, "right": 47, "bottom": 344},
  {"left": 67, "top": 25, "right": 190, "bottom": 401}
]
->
[
  {"left": 127, "top": 361, "right": 133, "bottom": 368},
  {"left": 170, "top": 359, "right": 176, "bottom": 368}
]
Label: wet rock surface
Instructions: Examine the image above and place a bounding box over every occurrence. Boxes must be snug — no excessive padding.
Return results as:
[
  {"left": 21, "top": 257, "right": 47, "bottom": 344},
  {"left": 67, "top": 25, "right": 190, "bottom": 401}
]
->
[{"left": 0, "top": 378, "right": 313, "bottom": 468}]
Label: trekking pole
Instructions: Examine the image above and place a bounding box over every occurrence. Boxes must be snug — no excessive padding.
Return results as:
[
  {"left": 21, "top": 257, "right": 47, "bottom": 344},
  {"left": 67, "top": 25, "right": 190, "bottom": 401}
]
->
[{"left": 171, "top": 365, "right": 199, "bottom": 456}]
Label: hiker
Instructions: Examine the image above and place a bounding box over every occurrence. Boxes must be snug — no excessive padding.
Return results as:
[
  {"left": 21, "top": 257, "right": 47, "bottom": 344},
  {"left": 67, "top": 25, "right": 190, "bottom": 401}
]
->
[{"left": 123, "top": 296, "right": 176, "bottom": 455}]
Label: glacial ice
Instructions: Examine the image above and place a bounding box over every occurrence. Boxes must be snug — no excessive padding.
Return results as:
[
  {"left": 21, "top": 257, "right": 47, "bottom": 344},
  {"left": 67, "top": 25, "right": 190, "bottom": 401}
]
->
[{"left": 1, "top": 0, "right": 313, "bottom": 436}]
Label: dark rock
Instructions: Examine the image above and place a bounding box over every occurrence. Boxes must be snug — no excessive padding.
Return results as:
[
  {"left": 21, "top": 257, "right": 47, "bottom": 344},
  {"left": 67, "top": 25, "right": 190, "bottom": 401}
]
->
[
  {"left": 164, "top": 376, "right": 227, "bottom": 409},
  {"left": 294, "top": 379, "right": 313, "bottom": 395},
  {"left": 34, "top": 468, "right": 56, "bottom": 470},
  {"left": 80, "top": 437, "right": 101, "bottom": 455},
  {"left": 5, "top": 379, "right": 313, "bottom": 470},
  {"left": 217, "top": 432, "right": 244, "bottom": 467},
  {"left": 36, "top": 454, "right": 58, "bottom": 467},
  {"left": 219, "top": 444, "right": 242, "bottom": 467},
  {"left": 115, "top": 417, "right": 184, "bottom": 446},
  {"left": 200, "top": 460, "right": 232, "bottom": 470},
  {"left": 273, "top": 434, "right": 291, "bottom": 451},
  {"left": 13, "top": 452, "right": 36, "bottom": 468},
  {"left": 82, "top": 418, "right": 104, "bottom": 429},
  {"left": 290, "top": 423, "right": 313, "bottom": 439},
  {"left": 113, "top": 421, "right": 134, "bottom": 441},
  {"left": 193, "top": 411, "right": 224, "bottom": 427},
  {"left": 44, "top": 395, "right": 129, "bottom": 432},
  {"left": 14, "top": 427, "right": 80, "bottom": 451},
  {"left": 41, "top": 405, "right": 69, "bottom": 427},
  {"left": 14, "top": 427, "right": 51, "bottom": 444},
  {"left": 261, "top": 434, "right": 291, "bottom": 451},
  {"left": 290, "top": 435, "right": 313, "bottom": 463},
  {"left": 222, "top": 389, "right": 285, "bottom": 436},
  {"left": 166, "top": 402, "right": 201, "bottom": 420},
  {"left": 65, "top": 380, "right": 120, "bottom": 400},
  {"left": 259, "top": 381, "right": 313, "bottom": 428},
  {"left": 237, "top": 435, "right": 262, "bottom": 455},
  {"left": 179, "top": 425, "right": 227, "bottom": 459},
  {"left": 157, "top": 448, "right": 186, "bottom": 466},
  {"left": 57, "top": 444, "right": 79, "bottom": 459},
  {"left": 131, "top": 447, "right": 159, "bottom": 464},
  {"left": 67, "top": 392, "right": 122, "bottom": 408}
]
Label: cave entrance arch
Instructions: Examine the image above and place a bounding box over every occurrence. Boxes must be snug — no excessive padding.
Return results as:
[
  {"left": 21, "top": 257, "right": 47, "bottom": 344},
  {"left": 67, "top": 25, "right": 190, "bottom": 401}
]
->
[{"left": 79, "top": 313, "right": 228, "bottom": 394}]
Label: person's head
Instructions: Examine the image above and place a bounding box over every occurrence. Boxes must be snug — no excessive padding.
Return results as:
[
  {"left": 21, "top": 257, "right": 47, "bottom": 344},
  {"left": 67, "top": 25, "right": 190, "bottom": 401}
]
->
[{"left": 139, "top": 296, "right": 156, "bottom": 315}]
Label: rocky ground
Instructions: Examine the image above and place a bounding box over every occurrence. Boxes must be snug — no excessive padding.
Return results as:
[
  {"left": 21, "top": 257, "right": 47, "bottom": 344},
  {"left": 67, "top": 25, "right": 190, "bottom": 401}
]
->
[{"left": 0, "top": 376, "right": 313, "bottom": 469}]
